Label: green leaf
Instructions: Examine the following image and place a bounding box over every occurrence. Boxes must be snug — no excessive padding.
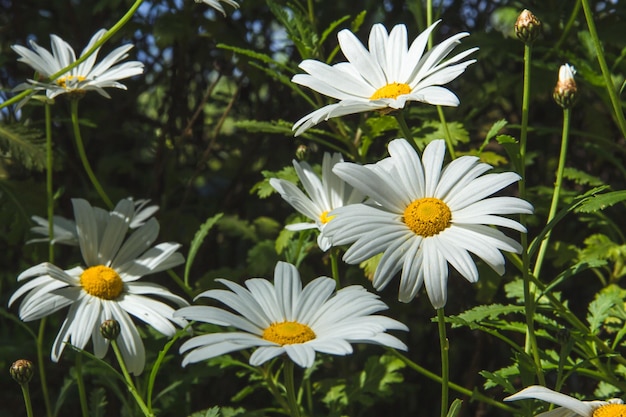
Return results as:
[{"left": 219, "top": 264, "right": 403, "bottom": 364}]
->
[
  {"left": 587, "top": 285, "right": 624, "bottom": 334},
  {"left": 185, "top": 213, "right": 224, "bottom": 284},
  {"left": 320, "top": 15, "right": 351, "bottom": 45},
  {"left": 360, "top": 253, "right": 382, "bottom": 281},
  {"left": 217, "top": 44, "right": 292, "bottom": 72},
  {"left": 188, "top": 406, "right": 221, "bottom": 417},
  {"left": 455, "top": 304, "right": 524, "bottom": 324},
  {"left": 447, "top": 399, "right": 463, "bottom": 417},
  {"left": 250, "top": 166, "right": 298, "bottom": 199},
  {"left": 574, "top": 190, "right": 626, "bottom": 213},
  {"left": 234, "top": 119, "right": 295, "bottom": 135},
  {"left": 563, "top": 167, "right": 604, "bottom": 187},
  {"left": 0, "top": 123, "right": 47, "bottom": 171},
  {"left": 89, "top": 387, "right": 107, "bottom": 417},
  {"left": 480, "top": 119, "right": 509, "bottom": 153},
  {"left": 480, "top": 367, "right": 516, "bottom": 391},
  {"left": 415, "top": 120, "right": 470, "bottom": 147}
]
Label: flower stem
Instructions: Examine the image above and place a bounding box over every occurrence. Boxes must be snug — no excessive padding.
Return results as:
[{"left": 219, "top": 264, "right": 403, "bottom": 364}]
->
[
  {"left": 533, "top": 108, "right": 571, "bottom": 278},
  {"left": 284, "top": 359, "right": 302, "bottom": 417},
  {"left": 70, "top": 99, "right": 113, "bottom": 209},
  {"left": 394, "top": 112, "right": 416, "bottom": 148},
  {"left": 19, "top": 383, "right": 34, "bottom": 417},
  {"left": 389, "top": 349, "right": 517, "bottom": 413},
  {"left": 111, "top": 339, "right": 155, "bottom": 417},
  {"left": 330, "top": 248, "right": 341, "bottom": 289},
  {"left": 437, "top": 106, "right": 457, "bottom": 159},
  {"left": 36, "top": 319, "right": 53, "bottom": 417},
  {"left": 75, "top": 354, "right": 90, "bottom": 417},
  {"left": 437, "top": 308, "right": 449, "bottom": 417},
  {"left": 580, "top": 0, "right": 626, "bottom": 139},
  {"left": 519, "top": 41, "right": 545, "bottom": 386},
  {"left": 45, "top": 103, "right": 55, "bottom": 262}
]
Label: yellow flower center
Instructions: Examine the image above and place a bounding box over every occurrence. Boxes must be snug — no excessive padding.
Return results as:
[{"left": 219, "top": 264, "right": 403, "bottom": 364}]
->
[
  {"left": 80, "top": 265, "right": 124, "bottom": 300},
  {"left": 593, "top": 404, "right": 626, "bottom": 417},
  {"left": 403, "top": 197, "right": 452, "bottom": 237},
  {"left": 262, "top": 321, "right": 316, "bottom": 345},
  {"left": 55, "top": 75, "right": 86, "bottom": 88},
  {"left": 319, "top": 210, "right": 335, "bottom": 224},
  {"left": 370, "top": 82, "right": 411, "bottom": 100}
]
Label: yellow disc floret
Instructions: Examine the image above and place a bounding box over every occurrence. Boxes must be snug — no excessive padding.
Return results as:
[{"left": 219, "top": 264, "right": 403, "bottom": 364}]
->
[
  {"left": 80, "top": 265, "right": 124, "bottom": 300},
  {"left": 370, "top": 82, "right": 411, "bottom": 100},
  {"left": 263, "top": 321, "right": 316, "bottom": 345},
  {"left": 403, "top": 197, "right": 452, "bottom": 237},
  {"left": 592, "top": 404, "right": 626, "bottom": 417},
  {"left": 319, "top": 210, "right": 335, "bottom": 224},
  {"left": 56, "top": 75, "right": 86, "bottom": 89}
]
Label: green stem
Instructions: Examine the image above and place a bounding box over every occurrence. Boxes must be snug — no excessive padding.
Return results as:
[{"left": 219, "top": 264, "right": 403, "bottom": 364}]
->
[
  {"left": 36, "top": 319, "right": 53, "bottom": 417},
  {"left": 394, "top": 112, "right": 416, "bottom": 149},
  {"left": 533, "top": 108, "right": 571, "bottom": 278},
  {"left": 111, "top": 339, "right": 155, "bottom": 417},
  {"left": 580, "top": 0, "right": 626, "bottom": 140},
  {"left": 284, "top": 359, "right": 302, "bottom": 417},
  {"left": 45, "top": 103, "right": 55, "bottom": 262},
  {"left": 437, "top": 106, "right": 456, "bottom": 159},
  {"left": 0, "top": 0, "right": 145, "bottom": 110},
  {"left": 75, "top": 354, "right": 90, "bottom": 417},
  {"left": 437, "top": 308, "right": 449, "bottom": 417},
  {"left": 389, "top": 349, "right": 516, "bottom": 413},
  {"left": 519, "top": 41, "right": 545, "bottom": 386},
  {"left": 19, "top": 383, "right": 34, "bottom": 417},
  {"left": 330, "top": 248, "right": 340, "bottom": 289},
  {"left": 70, "top": 99, "right": 113, "bottom": 209},
  {"left": 260, "top": 364, "right": 291, "bottom": 412}
]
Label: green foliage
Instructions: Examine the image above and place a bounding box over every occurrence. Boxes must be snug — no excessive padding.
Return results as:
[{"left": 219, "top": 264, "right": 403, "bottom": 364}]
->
[
  {"left": 0, "top": 123, "right": 47, "bottom": 171},
  {"left": 251, "top": 166, "right": 298, "bottom": 199},
  {"left": 185, "top": 213, "right": 224, "bottom": 284},
  {"left": 89, "top": 387, "right": 108, "bottom": 417}
]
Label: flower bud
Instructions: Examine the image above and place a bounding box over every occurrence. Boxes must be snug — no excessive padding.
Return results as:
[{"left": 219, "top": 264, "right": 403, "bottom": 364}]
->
[
  {"left": 10, "top": 360, "right": 34, "bottom": 385},
  {"left": 100, "top": 319, "right": 121, "bottom": 340},
  {"left": 295, "top": 144, "right": 309, "bottom": 161},
  {"left": 553, "top": 64, "right": 577, "bottom": 108},
  {"left": 515, "top": 9, "right": 541, "bottom": 44}
]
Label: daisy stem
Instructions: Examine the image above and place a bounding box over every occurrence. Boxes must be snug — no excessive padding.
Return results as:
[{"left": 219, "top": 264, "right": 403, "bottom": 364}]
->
[
  {"left": 330, "top": 248, "right": 340, "bottom": 289},
  {"left": 389, "top": 350, "right": 517, "bottom": 413},
  {"left": 70, "top": 99, "right": 113, "bottom": 209},
  {"left": 519, "top": 41, "right": 545, "bottom": 386},
  {"left": 45, "top": 102, "right": 55, "bottom": 263},
  {"left": 111, "top": 339, "right": 155, "bottom": 417},
  {"left": 36, "top": 319, "right": 53, "bottom": 417},
  {"left": 75, "top": 354, "right": 90, "bottom": 417},
  {"left": 284, "top": 359, "right": 302, "bottom": 417},
  {"left": 581, "top": 0, "right": 626, "bottom": 140},
  {"left": 436, "top": 308, "right": 449, "bottom": 417},
  {"left": 437, "top": 107, "right": 457, "bottom": 159},
  {"left": 532, "top": 108, "right": 571, "bottom": 279},
  {"left": 260, "top": 364, "right": 291, "bottom": 412},
  {"left": 395, "top": 112, "right": 416, "bottom": 149},
  {"left": 18, "top": 382, "right": 34, "bottom": 417}
]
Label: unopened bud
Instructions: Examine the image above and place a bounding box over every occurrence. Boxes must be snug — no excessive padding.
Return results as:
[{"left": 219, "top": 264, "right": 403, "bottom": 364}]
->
[
  {"left": 100, "top": 319, "right": 121, "bottom": 340},
  {"left": 553, "top": 64, "right": 577, "bottom": 108},
  {"left": 295, "top": 144, "right": 309, "bottom": 161},
  {"left": 515, "top": 9, "right": 541, "bottom": 44},
  {"left": 10, "top": 360, "right": 34, "bottom": 384}
]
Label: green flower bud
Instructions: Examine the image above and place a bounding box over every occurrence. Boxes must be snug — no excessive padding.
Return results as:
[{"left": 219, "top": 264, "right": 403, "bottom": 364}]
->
[
  {"left": 553, "top": 64, "right": 578, "bottom": 109},
  {"left": 515, "top": 9, "right": 541, "bottom": 44},
  {"left": 100, "top": 319, "right": 121, "bottom": 340},
  {"left": 10, "top": 359, "right": 34, "bottom": 385}
]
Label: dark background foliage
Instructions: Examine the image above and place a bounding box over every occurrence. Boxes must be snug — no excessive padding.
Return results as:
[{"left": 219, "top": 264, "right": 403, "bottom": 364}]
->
[{"left": 1, "top": 1, "right": 626, "bottom": 416}]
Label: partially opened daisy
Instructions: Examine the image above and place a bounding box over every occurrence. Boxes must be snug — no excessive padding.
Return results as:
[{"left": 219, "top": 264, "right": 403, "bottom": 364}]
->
[
  {"left": 269, "top": 153, "right": 364, "bottom": 251},
  {"left": 9, "top": 198, "right": 187, "bottom": 375},
  {"left": 291, "top": 21, "right": 477, "bottom": 135},
  {"left": 174, "top": 261, "right": 408, "bottom": 368},
  {"left": 194, "top": 0, "right": 239, "bottom": 16},
  {"left": 28, "top": 198, "right": 159, "bottom": 246},
  {"left": 324, "top": 138, "right": 533, "bottom": 309},
  {"left": 12, "top": 28, "right": 144, "bottom": 101},
  {"left": 504, "top": 385, "right": 624, "bottom": 417}
]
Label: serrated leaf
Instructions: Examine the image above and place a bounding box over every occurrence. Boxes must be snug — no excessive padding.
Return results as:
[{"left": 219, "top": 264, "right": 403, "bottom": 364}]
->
[
  {"left": 234, "top": 119, "right": 295, "bottom": 135},
  {"left": 185, "top": 213, "right": 224, "bottom": 284},
  {"left": 455, "top": 304, "right": 524, "bottom": 324},
  {"left": 415, "top": 120, "right": 470, "bottom": 147},
  {"left": 320, "top": 15, "right": 350, "bottom": 45},
  {"left": 575, "top": 190, "right": 626, "bottom": 213},
  {"left": 486, "top": 119, "right": 508, "bottom": 142},
  {"left": 250, "top": 166, "right": 297, "bottom": 199},
  {"left": 89, "top": 387, "right": 107, "bottom": 417},
  {"left": 188, "top": 406, "right": 221, "bottom": 417},
  {"left": 217, "top": 44, "right": 291, "bottom": 72},
  {"left": 588, "top": 286, "right": 623, "bottom": 333},
  {"left": 563, "top": 167, "right": 604, "bottom": 187},
  {"left": 275, "top": 227, "right": 295, "bottom": 254},
  {"left": 0, "top": 123, "right": 46, "bottom": 171},
  {"left": 480, "top": 367, "right": 516, "bottom": 391}
]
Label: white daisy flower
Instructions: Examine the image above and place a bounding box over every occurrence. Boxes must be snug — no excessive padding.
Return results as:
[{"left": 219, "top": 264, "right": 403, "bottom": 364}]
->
[
  {"left": 12, "top": 29, "right": 144, "bottom": 101},
  {"left": 194, "top": 0, "right": 239, "bottom": 16},
  {"left": 9, "top": 198, "right": 187, "bottom": 375},
  {"left": 28, "top": 198, "right": 159, "bottom": 246},
  {"left": 291, "top": 21, "right": 478, "bottom": 136},
  {"left": 174, "top": 261, "right": 408, "bottom": 368},
  {"left": 324, "top": 138, "right": 533, "bottom": 309},
  {"left": 504, "top": 385, "right": 625, "bottom": 417},
  {"left": 269, "top": 153, "right": 364, "bottom": 251}
]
